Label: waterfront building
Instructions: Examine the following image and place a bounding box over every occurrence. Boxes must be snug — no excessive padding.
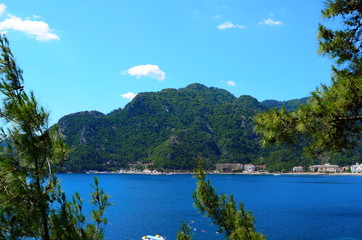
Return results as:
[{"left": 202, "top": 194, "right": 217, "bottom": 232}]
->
[
  {"left": 293, "top": 166, "right": 304, "bottom": 172},
  {"left": 309, "top": 163, "right": 340, "bottom": 173},
  {"left": 351, "top": 163, "right": 362, "bottom": 173},
  {"left": 215, "top": 163, "right": 243, "bottom": 172},
  {"left": 243, "top": 164, "right": 255, "bottom": 173}
]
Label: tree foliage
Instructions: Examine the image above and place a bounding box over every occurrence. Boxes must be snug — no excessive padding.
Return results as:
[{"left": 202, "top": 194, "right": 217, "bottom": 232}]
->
[
  {"left": 176, "top": 222, "right": 193, "bottom": 240},
  {"left": 0, "top": 35, "right": 109, "bottom": 240},
  {"left": 255, "top": 0, "right": 362, "bottom": 154},
  {"left": 318, "top": 0, "right": 362, "bottom": 76},
  {"left": 191, "top": 163, "right": 265, "bottom": 240}
]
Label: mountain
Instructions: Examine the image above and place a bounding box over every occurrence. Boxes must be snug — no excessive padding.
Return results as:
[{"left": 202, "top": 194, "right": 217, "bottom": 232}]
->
[
  {"left": 262, "top": 97, "right": 309, "bottom": 111},
  {"left": 57, "top": 83, "right": 338, "bottom": 172}
]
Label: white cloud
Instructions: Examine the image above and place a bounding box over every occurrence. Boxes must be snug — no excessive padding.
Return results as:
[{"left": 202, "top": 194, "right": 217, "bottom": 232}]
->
[
  {"left": 0, "top": 14, "right": 60, "bottom": 41},
  {"left": 0, "top": 5, "right": 59, "bottom": 41},
  {"left": 213, "top": 15, "right": 221, "bottom": 19},
  {"left": 259, "top": 18, "right": 283, "bottom": 26},
  {"left": 0, "top": 4, "right": 6, "bottom": 16},
  {"left": 121, "top": 92, "right": 137, "bottom": 100},
  {"left": 217, "top": 21, "right": 245, "bottom": 30},
  {"left": 124, "top": 64, "right": 166, "bottom": 81},
  {"left": 227, "top": 81, "right": 236, "bottom": 86}
]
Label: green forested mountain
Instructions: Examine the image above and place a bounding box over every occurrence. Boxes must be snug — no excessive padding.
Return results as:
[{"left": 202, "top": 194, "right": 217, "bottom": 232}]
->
[
  {"left": 57, "top": 83, "right": 358, "bottom": 172},
  {"left": 261, "top": 97, "right": 309, "bottom": 111}
]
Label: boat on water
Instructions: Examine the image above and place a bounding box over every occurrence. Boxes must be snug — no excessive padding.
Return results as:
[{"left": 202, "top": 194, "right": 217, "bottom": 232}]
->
[{"left": 142, "top": 234, "right": 166, "bottom": 240}]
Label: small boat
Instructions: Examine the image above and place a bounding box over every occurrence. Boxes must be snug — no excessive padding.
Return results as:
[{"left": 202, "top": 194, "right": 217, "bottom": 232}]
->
[
  {"left": 274, "top": 173, "right": 281, "bottom": 176},
  {"left": 142, "top": 234, "right": 166, "bottom": 240}
]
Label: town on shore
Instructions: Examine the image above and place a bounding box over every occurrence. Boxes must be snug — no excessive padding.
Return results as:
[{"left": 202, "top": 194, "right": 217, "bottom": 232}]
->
[{"left": 80, "top": 163, "right": 362, "bottom": 176}]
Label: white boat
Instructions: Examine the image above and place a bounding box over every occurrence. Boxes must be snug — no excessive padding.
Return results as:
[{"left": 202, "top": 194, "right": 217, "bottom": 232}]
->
[{"left": 142, "top": 234, "right": 166, "bottom": 240}]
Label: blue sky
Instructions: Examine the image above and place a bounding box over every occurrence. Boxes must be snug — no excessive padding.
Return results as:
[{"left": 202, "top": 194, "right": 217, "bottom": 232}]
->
[{"left": 0, "top": 0, "right": 333, "bottom": 123}]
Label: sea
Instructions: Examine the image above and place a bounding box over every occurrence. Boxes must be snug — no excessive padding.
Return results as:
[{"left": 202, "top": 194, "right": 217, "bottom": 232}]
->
[{"left": 58, "top": 173, "right": 362, "bottom": 240}]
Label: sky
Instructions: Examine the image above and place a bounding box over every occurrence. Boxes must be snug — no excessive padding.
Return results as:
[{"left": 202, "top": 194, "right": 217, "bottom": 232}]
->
[{"left": 0, "top": 0, "right": 334, "bottom": 124}]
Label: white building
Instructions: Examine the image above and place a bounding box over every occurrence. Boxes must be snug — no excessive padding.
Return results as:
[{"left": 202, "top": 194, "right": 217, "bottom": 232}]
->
[
  {"left": 309, "top": 163, "right": 340, "bottom": 173},
  {"left": 243, "top": 164, "right": 255, "bottom": 173},
  {"left": 293, "top": 166, "right": 304, "bottom": 173},
  {"left": 351, "top": 163, "right": 362, "bottom": 173}
]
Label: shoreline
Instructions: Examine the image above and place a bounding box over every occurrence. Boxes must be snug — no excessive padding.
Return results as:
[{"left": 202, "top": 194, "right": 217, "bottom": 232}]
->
[{"left": 64, "top": 171, "right": 362, "bottom": 176}]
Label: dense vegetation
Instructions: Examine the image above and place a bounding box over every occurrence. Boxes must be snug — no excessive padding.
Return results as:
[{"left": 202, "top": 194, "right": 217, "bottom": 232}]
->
[{"left": 58, "top": 84, "right": 360, "bottom": 172}]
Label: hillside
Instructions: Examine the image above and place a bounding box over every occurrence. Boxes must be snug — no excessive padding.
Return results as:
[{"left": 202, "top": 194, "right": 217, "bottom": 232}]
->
[
  {"left": 261, "top": 97, "right": 309, "bottom": 111},
  {"left": 57, "top": 83, "right": 357, "bottom": 172}
]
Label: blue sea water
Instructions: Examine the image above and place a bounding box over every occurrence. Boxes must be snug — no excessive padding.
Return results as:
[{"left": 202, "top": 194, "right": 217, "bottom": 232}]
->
[{"left": 58, "top": 174, "right": 362, "bottom": 240}]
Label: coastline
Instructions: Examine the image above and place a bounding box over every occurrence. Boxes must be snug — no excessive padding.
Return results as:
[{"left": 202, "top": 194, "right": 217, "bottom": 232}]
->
[{"left": 66, "top": 170, "right": 362, "bottom": 176}]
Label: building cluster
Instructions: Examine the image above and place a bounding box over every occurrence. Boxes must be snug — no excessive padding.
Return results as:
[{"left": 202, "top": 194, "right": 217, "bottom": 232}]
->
[
  {"left": 295, "top": 163, "right": 362, "bottom": 173},
  {"left": 216, "top": 163, "right": 362, "bottom": 174},
  {"left": 351, "top": 163, "right": 362, "bottom": 173},
  {"left": 215, "top": 163, "right": 266, "bottom": 173}
]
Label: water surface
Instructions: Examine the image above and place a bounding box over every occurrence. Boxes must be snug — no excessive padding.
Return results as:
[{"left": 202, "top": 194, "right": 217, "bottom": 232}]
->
[{"left": 58, "top": 174, "right": 362, "bottom": 240}]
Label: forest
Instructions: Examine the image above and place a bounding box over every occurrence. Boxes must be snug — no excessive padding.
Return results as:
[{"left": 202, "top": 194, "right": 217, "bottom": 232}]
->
[{"left": 57, "top": 84, "right": 360, "bottom": 172}]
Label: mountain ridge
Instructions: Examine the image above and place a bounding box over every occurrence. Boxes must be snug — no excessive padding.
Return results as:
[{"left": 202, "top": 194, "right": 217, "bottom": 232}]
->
[{"left": 58, "top": 83, "right": 358, "bottom": 172}]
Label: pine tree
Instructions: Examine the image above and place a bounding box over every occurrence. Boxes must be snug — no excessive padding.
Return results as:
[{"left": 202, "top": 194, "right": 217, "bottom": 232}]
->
[
  {"left": 0, "top": 35, "right": 110, "bottom": 239},
  {"left": 176, "top": 222, "right": 193, "bottom": 240},
  {"left": 255, "top": 0, "right": 362, "bottom": 154},
  {"left": 191, "top": 162, "right": 265, "bottom": 240}
]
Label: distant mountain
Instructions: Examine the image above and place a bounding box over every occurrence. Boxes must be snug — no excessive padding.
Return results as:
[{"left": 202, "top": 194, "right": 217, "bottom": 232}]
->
[
  {"left": 57, "top": 83, "right": 357, "bottom": 172},
  {"left": 262, "top": 97, "right": 309, "bottom": 111}
]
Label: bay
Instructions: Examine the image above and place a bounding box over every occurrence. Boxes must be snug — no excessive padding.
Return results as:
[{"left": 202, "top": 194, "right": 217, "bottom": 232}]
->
[{"left": 58, "top": 174, "right": 362, "bottom": 240}]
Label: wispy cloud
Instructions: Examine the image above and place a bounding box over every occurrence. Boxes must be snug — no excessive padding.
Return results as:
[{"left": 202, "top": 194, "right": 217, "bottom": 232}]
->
[
  {"left": 0, "top": 4, "right": 6, "bottom": 16},
  {"left": 0, "top": 5, "right": 59, "bottom": 41},
  {"left": 121, "top": 92, "right": 137, "bottom": 100},
  {"left": 217, "top": 21, "right": 245, "bottom": 30},
  {"left": 32, "top": 14, "right": 42, "bottom": 19},
  {"left": 259, "top": 18, "right": 283, "bottom": 26},
  {"left": 124, "top": 64, "right": 166, "bottom": 81},
  {"left": 227, "top": 81, "right": 236, "bottom": 86}
]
